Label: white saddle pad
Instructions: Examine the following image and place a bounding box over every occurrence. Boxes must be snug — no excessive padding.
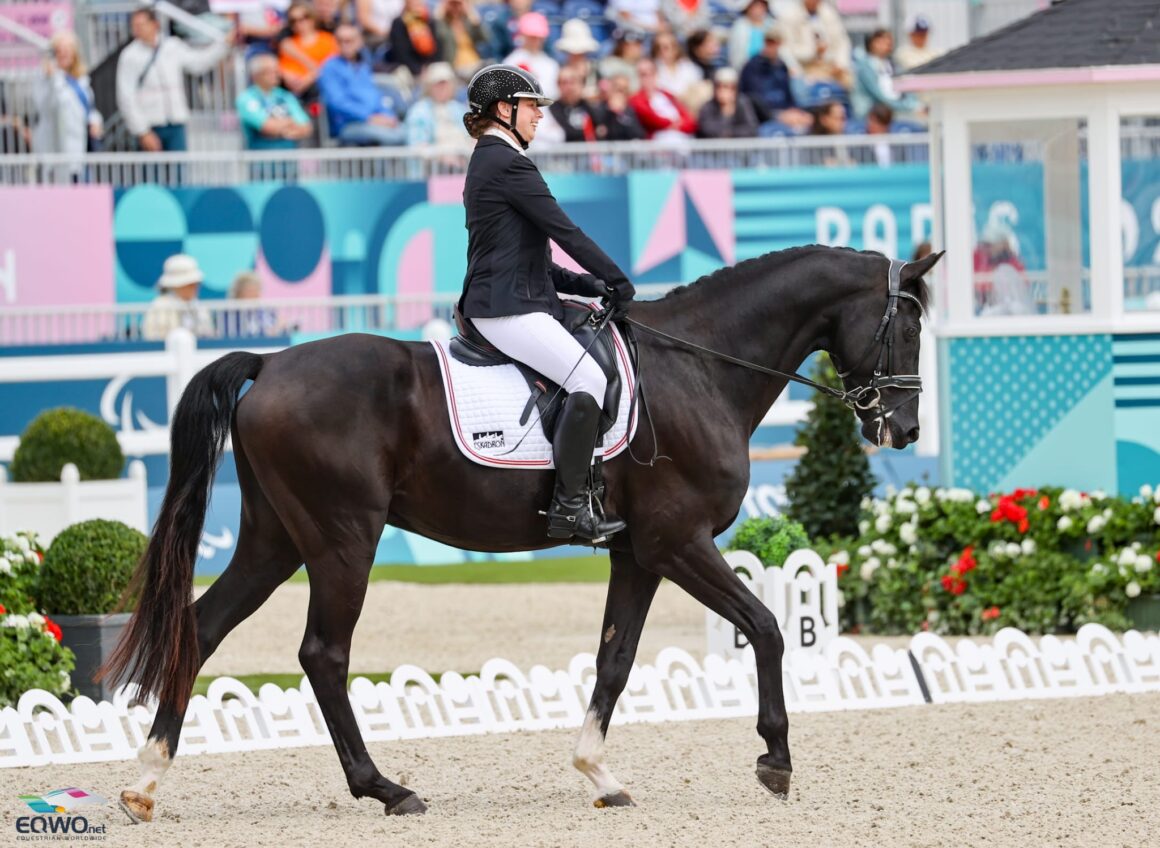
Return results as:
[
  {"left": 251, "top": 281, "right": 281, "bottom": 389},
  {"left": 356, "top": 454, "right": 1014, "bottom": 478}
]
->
[{"left": 430, "top": 325, "right": 638, "bottom": 469}]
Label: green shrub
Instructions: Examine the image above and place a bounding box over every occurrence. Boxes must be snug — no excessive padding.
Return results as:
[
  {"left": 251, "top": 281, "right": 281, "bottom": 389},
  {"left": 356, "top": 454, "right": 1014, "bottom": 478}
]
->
[
  {"left": 10, "top": 408, "right": 124, "bottom": 483},
  {"left": 36, "top": 520, "right": 146, "bottom": 615},
  {"left": 0, "top": 609, "right": 74, "bottom": 707},
  {"left": 0, "top": 531, "right": 46, "bottom": 616},
  {"left": 727, "top": 514, "right": 811, "bottom": 568},
  {"left": 784, "top": 354, "right": 875, "bottom": 540},
  {"left": 0, "top": 532, "right": 74, "bottom": 707},
  {"left": 836, "top": 485, "right": 1160, "bottom": 635}
]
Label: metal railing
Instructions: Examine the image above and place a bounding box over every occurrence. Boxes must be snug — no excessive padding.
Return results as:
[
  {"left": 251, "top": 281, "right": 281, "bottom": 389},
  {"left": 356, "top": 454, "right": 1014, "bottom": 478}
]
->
[{"left": 0, "top": 132, "right": 933, "bottom": 186}]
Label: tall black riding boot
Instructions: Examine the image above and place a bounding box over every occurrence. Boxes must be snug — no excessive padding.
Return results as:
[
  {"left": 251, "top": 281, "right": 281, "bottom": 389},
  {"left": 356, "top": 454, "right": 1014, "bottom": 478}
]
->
[{"left": 545, "top": 392, "right": 626, "bottom": 544}]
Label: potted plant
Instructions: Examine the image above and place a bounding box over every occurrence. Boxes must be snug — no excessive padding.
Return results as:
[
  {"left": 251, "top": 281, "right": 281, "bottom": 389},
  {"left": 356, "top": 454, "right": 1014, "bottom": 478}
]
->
[
  {"left": 34, "top": 519, "right": 146, "bottom": 702},
  {"left": 0, "top": 530, "right": 74, "bottom": 708}
]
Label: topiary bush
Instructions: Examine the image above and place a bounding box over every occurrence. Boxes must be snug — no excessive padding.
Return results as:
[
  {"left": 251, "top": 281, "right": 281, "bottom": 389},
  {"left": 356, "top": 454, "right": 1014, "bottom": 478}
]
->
[
  {"left": 784, "top": 354, "right": 875, "bottom": 541},
  {"left": 727, "top": 514, "right": 811, "bottom": 568},
  {"left": 10, "top": 407, "right": 124, "bottom": 482},
  {"left": 36, "top": 520, "right": 147, "bottom": 615}
]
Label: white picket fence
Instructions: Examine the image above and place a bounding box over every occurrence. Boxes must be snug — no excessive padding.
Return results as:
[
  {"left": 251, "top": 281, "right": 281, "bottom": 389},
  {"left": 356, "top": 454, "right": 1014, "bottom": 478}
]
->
[
  {"left": 0, "top": 460, "right": 148, "bottom": 543},
  {"left": 2, "top": 625, "right": 1158, "bottom": 768}
]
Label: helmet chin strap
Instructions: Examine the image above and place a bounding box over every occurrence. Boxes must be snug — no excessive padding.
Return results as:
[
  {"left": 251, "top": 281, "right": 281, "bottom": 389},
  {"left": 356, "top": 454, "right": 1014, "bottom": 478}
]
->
[{"left": 492, "top": 102, "right": 529, "bottom": 149}]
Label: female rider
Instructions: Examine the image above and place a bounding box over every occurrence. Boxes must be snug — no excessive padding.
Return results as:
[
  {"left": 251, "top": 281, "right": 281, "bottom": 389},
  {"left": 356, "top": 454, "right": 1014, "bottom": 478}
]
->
[{"left": 458, "top": 64, "right": 635, "bottom": 544}]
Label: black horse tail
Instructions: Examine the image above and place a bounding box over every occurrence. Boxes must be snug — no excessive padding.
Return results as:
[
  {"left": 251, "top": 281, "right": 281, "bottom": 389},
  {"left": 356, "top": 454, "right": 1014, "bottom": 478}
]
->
[{"left": 97, "top": 352, "right": 263, "bottom": 711}]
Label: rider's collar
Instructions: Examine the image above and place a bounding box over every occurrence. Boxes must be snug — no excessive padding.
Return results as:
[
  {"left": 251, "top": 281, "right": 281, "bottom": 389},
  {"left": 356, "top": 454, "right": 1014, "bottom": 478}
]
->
[{"left": 485, "top": 126, "right": 527, "bottom": 156}]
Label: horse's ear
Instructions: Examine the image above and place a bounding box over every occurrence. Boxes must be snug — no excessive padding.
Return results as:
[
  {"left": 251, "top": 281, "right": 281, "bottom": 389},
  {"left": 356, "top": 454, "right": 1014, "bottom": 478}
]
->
[{"left": 902, "top": 250, "right": 944, "bottom": 282}]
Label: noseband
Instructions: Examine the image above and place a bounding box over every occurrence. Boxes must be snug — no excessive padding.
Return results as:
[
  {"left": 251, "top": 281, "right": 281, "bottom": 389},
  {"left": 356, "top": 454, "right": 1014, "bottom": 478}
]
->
[
  {"left": 623, "top": 257, "right": 923, "bottom": 438},
  {"left": 833, "top": 258, "right": 924, "bottom": 435}
]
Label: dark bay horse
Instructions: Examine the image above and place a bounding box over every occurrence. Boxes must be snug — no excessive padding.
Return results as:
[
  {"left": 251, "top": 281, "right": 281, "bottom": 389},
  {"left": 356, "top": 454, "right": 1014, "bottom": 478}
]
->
[{"left": 101, "top": 245, "right": 940, "bottom": 821}]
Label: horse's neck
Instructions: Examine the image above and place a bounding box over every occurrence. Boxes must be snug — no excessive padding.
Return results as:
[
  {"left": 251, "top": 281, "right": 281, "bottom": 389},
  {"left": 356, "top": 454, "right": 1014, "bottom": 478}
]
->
[{"left": 645, "top": 254, "right": 837, "bottom": 432}]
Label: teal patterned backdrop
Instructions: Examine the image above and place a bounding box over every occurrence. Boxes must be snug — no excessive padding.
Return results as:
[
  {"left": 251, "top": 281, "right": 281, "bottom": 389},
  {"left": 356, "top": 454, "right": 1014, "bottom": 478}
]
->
[{"left": 942, "top": 333, "right": 1160, "bottom": 496}]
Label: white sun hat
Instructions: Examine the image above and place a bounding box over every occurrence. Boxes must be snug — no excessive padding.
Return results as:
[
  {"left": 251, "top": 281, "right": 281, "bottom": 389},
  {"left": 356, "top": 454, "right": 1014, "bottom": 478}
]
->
[
  {"left": 157, "top": 254, "right": 204, "bottom": 289},
  {"left": 556, "top": 19, "right": 599, "bottom": 56}
]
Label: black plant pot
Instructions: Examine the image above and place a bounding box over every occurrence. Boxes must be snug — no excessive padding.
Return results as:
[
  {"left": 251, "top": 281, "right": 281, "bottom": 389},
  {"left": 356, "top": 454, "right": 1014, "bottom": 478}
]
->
[{"left": 54, "top": 613, "right": 131, "bottom": 702}]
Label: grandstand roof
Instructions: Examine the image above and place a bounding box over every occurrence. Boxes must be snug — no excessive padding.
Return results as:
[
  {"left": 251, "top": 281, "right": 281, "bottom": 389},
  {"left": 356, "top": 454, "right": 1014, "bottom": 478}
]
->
[{"left": 902, "top": 0, "right": 1160, "bottom": 84}]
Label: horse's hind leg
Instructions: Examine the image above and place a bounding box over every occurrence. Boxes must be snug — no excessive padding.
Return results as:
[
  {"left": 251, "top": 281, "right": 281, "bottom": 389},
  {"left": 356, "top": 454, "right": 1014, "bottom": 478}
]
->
[
  {"left": 296, "top": 527, "right": 424, "bottom": 816},
  {"left": 573, "top": 548, "right": 661, "bottom": 808},
  {"left": 120, "top": 461, "right": 302, "bottom": 823}
]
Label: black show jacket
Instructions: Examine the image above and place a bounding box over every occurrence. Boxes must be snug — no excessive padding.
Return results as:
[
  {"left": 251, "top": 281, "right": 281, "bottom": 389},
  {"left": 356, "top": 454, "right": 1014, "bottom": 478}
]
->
[{"left": 458, "top": 134, "right": 635, "bottom": 320}]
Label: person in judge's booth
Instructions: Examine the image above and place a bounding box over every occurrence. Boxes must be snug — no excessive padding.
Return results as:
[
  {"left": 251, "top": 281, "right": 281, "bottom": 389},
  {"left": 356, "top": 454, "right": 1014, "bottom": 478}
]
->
[
  {"left": 142, "top": 254, "right": 216, "bottom": 341},
  {"left": 458, "top": 64, "right": 636, "bottom": 545}
]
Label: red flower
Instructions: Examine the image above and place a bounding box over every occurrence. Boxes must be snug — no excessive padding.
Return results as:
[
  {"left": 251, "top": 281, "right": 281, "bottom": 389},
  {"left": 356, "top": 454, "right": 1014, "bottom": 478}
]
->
[
  {"left": 836, "top": 562, "right": 849, "bottom": 578},
  {"left": 1017, "top": 518, "right": 1029, "bottom": 534},
  {"left": 956, "top": 546, "right": 977, "bottom": 573},
  {"left": 1011, "top": 488, "right": 1038, "bottom": 500},
  {"left": 981, "top": 606, "right": 1001, "bottom": 621},
  {"left": 1038, "top": 496, "right": 1050, "bottom": 510},
  {"left": 940, "top": 574, "right": 967, "bottom": 595},
  {"left": 0, "top": 603, "right": 6, "bottom": 615},
  {"left": 44, "top": 617, "right": 62, "bottom": 642},
  {"left": 991, "top": 495, "right": 1030, "bottom": 533}
]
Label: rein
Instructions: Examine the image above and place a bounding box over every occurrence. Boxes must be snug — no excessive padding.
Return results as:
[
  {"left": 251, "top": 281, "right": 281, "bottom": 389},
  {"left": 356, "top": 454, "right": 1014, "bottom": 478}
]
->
[{"left": 621, "top": 258, "right": 923, "bottom": 432}]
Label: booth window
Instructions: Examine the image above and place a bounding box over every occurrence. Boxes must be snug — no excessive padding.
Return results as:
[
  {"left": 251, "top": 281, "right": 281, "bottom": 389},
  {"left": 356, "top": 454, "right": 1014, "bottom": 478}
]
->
[
  {"left": 968, "top": 119, "right": 1090, "bottom": 317},
  {"left": 1121, "top": 117, "right": 1160, "bottom": 312}
]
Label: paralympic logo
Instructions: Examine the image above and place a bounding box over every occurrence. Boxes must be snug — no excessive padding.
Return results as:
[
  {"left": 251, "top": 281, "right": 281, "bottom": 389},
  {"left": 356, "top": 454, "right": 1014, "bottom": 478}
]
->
[{"left": 14, "top": 788, "right": 109, "bottom": 841}]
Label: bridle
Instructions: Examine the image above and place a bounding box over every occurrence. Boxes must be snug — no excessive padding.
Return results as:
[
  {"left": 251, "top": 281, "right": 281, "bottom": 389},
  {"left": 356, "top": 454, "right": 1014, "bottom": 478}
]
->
[
  {"left": 619, "top": 257, "right": 923, "bottom": 444},
  {"left": 830, "top": 258, "right": 924, "bottom": 441}
]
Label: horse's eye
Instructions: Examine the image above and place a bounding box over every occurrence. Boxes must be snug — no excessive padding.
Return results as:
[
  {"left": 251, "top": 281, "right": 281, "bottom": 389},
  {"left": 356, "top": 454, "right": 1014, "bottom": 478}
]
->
[{"left": 903, "top": 326, "right": 919, "bottom": 341}]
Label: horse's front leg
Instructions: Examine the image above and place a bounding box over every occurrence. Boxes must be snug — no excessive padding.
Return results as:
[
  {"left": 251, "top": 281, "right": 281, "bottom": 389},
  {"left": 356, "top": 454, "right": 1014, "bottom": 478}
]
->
[
  {"left": 573, "top": 547, "right": 661, "bottom": 808},
  {"left": 643, "top": 533, "right": 792, "bottom": 798}
]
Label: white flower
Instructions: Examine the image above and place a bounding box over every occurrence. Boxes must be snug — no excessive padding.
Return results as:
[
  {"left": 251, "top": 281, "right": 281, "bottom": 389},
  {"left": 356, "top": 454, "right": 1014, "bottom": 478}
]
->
[
  {"left": 1118, "top": 548, "right": 1138, "bottom": 567},
  {"left": 885, "top": 485, "right": 898, "bottom": 499},
  {"left": 927, "top": 610, "right": 940, "bottom": 623},
  {"left": 887, "top": 557, "right": 899, "bottom": 569},
  {"left": 1090, "top": 562, "right": 1107, "bottom": 576},
  {"left": 1006, "top": 542, "right": 1021, "bottom": 558},
  {"left": 989, "top": 541, "right": 1007, "bottom": 559},
  {"left": 1057, "top": 516, "right": 1073, "bottom": 531},
  {"left": 1126, "top": 581, "right": 1142, "bottom": 599},
  {"left": 1135, "top": 555, "right": 1153, "bottom": 574},
  {"left": 58, "top": 670, "right": 70, "bottom": 690},
  {"left": 1087, "top": 515, "right": 1107, "bottom": 534},
  {"left": 894, "top": 499, "right": 917, "bottom": 516},
  {"left": 14, "top": 535, "right": 30, "bottom": 553},
  {"left": 900, "top": 523, "right": 918, "bottom": 546},
  {"left": 1154, "top": 488, "right": 1160, "bottom": 504},
  {"left": 1059, "top": 489, "right": 1085, "bottom": 511},
  {"left": 1141, "top": 484, "right": 1154, "bottom": 500},
  {"left": 860, "top": 558, "right": 881, "bottom": 582},
  {"left": 1103, "top": 507, "right": 1113, "bottom": 519},
  {"left": 940, "top": 488, "right": 974, "bottom": 503},
  {"left": 0, "top": 557, "right": 11, "bottom": 575},
  {"left": 1154, "top": 506, "right": 1160, "bottom": 526},
  {"left": 1091, "top": 489, "right": 1107, "bottom": 501},
  {"left": 859, "top": 520, "right": 870, "bottom": 535},
  {"left": 2, "top": 614, "right": 30, "bottom": 629},
  {"left": 915, "top": 487, "right": 931, "bottom": 505},
  {"left": 860, "top": 496, "right": 873, "bottom": 511},
  {"left": 1021, "top": 539, "right": 1036, "bottom": 556},
  {"left": 976, "top": 500, "right": 992, "bottom": 515},
  {"left": 858, "top": 545, "right": 873, "bottom": 558},
  {"left": 836, "top": 591, "right": 846, "bottom": 608},
  {"left": 27, "top": 612, "right": 45, "bottom": 627},
  {"left": 899, "top": 487, "right": 913, "bottom": 499},
  {"left": 24, "top": 552, "right": 38, "bottom": 565},
  {"left": 871, "top": 539, "right": 897, "bottom": 556},
  {"left": 875, "top": 514, "right": 892, "bottom": 533},
  {"left": 829, "top": 550, "right": 850, "bottom": 566}
]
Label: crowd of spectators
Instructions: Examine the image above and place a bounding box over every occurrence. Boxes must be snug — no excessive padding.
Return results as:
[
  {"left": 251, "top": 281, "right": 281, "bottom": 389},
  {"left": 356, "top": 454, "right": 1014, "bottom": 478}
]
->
[{"left": 27, "top": 0, "right": 942, "bottom": 161}]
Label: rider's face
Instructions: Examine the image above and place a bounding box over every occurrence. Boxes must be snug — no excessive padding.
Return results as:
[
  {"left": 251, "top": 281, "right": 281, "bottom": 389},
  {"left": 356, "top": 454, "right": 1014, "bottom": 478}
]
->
[{"left": 499, "top": 98, "right": 541, "bottom": 143}]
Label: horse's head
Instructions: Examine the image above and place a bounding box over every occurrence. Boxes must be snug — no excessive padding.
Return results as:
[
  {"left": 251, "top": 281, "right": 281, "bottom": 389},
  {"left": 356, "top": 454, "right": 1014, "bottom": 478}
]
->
[{"left": 827, "top": 251, "right": 942, "bottom": 450}]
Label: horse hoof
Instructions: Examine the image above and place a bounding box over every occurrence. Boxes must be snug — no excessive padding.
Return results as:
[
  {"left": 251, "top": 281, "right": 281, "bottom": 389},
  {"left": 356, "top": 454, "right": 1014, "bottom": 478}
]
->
[
  {"left": 593, "top": 790, "right": 635, "bottom": 809},
  {"left": 755, "top": 763, "right": 792, "bottom": 799},
  {"left": 386, "top": 793, "right": 428, "bottom": 816},
  {"left": 119, "top": 790, "right": 154, "bottom": 824}
]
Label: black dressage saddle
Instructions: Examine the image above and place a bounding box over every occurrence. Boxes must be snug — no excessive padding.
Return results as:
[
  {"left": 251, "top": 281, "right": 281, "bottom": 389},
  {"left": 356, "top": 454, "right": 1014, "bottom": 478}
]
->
[{"left": 449, "top": 301, "right": 623, "bottom": 444}]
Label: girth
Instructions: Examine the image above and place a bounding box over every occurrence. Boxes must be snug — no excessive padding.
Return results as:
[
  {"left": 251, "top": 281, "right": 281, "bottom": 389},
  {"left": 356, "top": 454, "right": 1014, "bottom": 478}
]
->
[{"left": 449, "top": 303, "right": 623, "bottom": 442}]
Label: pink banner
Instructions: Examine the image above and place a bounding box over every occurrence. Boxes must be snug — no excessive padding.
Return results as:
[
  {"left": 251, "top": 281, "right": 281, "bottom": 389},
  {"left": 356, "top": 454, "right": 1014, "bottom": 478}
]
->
[
  {"left": 0, "top": 3, "right": 74, "bottom": 67},
  {"left": 0, "top": 186, "right": 116, "bottom": 309}
]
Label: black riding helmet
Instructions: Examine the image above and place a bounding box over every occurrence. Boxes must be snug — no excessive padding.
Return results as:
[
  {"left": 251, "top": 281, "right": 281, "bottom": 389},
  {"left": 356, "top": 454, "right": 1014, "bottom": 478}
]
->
[{"left": 464, "top": 64, "right": 554, "bottom": 150}]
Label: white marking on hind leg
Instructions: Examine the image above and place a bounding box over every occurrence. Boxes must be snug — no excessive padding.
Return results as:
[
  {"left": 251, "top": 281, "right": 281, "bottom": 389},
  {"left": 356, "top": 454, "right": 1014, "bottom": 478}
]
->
[
  {"left": 130, "top": 739, "right": 171, "bottom": 796},
  {"left": 572, "top": 710, "right": 624, "bottom": 800}
]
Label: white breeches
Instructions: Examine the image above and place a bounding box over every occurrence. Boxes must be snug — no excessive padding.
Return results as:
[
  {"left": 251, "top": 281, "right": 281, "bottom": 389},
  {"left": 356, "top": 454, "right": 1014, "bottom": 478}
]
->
[{"left": 473, "top": 312, "right": 608, "bottom": 403}]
